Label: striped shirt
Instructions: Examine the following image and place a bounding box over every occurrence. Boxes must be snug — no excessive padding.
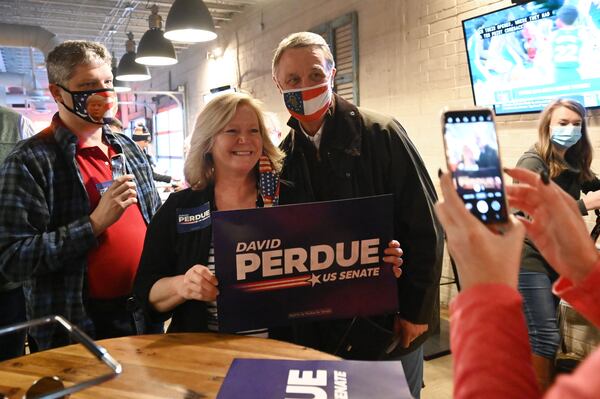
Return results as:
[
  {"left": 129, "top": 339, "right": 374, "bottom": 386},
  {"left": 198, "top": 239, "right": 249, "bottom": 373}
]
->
[{"left": 206, "top": 243, "right": 268, "bottom": 338}]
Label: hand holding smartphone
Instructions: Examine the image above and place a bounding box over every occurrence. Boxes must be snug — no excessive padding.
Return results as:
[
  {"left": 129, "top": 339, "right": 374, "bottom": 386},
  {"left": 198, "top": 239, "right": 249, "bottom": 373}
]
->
[
  {"left": 110, "top": 153, "right": 126, "bottom": 180},
  {"left": 441, "top": 107, "right": 508, "bottom": 227}
]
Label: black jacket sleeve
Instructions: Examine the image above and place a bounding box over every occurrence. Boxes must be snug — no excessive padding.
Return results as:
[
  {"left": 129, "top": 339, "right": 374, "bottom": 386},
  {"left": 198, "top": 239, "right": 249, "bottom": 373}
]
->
[
  {"left": 133, "top": 195, "right": 177, "bottom": 323},
  {"left": 385, "top": 119, "right": 444, "bottom": 325}
]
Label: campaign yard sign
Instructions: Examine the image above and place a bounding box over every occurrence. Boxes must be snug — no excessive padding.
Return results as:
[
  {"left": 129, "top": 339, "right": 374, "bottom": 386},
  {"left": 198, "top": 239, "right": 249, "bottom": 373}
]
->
[
  {"left": 216, "top": 358, "right": 412, "bottom": 399},
  {"left": 212, "top": 194, "right": 397, "bottom": 332}
]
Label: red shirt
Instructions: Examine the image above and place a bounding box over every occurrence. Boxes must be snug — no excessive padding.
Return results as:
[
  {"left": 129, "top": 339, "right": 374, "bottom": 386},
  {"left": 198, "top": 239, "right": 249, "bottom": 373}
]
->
[{"left": 76, "top": 142, "right": 147, "bottom": 299}]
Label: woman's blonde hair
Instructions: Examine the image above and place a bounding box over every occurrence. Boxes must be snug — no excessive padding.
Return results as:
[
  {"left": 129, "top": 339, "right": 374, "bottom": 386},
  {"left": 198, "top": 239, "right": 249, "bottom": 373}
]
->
[
  {"left": 535, "top": 98, "right": 594, "bottom": 182},
  {"left": 184, "top": 92, "right": 285, "bottom": 190}
]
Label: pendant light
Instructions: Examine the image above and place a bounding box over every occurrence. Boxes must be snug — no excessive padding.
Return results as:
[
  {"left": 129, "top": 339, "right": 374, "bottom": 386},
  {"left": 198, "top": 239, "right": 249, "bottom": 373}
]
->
[
  {"left": 164, "top": 0, "right": 217, "bottom": 43},
  {"left": 111, "top": 55, "right": 131, "bottom": 93},
  {"left": 136, "top": 5, "right": 177, "bottom": 66},
  {"left": 116, "top": 32, "right": 151, "bottom": 82}
]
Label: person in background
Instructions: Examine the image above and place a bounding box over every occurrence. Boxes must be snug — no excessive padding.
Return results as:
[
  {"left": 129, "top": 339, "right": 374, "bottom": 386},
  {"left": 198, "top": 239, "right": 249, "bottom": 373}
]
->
[
  {"left": 0, "top": 105, "right": 36, "bottom": 360},
  {"left": 551, "top": 5, "right": 583, "bottom": 83},
  {"left": 437, "top": 167, "right": 600, "bottom": 399},
  {"left": 0, "top": 41, "right": 162, "bottom": 351},
  {"left": 131, "top": 123, "right": 176, "bottom": 184},
  {"left": 475, "top": 131, "right": 499, "bottom": 169},
  {"left": 515, "top": 98, "right": 600, "bottom": 389},
  {"left": 271, "top": 32, "right": 442, "bottom": 399}
]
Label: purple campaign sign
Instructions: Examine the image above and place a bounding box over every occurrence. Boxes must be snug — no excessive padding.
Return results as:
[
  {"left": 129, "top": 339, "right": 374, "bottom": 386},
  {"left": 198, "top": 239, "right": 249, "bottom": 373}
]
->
[
  {"left": 212, "top": 194, "right": 397, "bottom": 333},
  {"left": 216, "top": 358, "right": 412, "bottom": 399}
]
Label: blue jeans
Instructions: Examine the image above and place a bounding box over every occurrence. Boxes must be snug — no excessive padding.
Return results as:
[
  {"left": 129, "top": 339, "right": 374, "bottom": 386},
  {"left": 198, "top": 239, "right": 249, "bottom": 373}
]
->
[
  {"left": 518, "top": 270, "right": 561, "bottom": 359},
  {"left": 0, "top": 286, "right": 26, "bottom": 361},
  {"left": 391, "top": 345, "right": 424, "bottom": 399}
]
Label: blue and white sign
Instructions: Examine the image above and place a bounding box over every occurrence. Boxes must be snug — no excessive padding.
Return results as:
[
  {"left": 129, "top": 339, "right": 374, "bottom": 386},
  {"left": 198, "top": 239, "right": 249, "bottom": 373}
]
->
[
  {"left": 217, "top": 358, "right": 412, "bottom": 399},
  {"left": 176, "top": 202, "right": 211, "bottom": 233}
]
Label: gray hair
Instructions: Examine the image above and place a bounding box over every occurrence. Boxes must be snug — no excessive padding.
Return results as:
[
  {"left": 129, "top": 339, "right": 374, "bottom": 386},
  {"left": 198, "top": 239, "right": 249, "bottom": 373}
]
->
[
  {"left": 46, "top": 41, "right": 111, "bottom": 86},
  {"left": 272, "top": 32, "right": 335, "bottom": 76}
]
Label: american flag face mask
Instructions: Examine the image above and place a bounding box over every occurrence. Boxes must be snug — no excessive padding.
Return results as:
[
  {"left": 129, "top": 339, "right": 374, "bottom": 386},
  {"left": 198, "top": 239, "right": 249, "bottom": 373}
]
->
[
  {"left": 258, "top": 155, "right": 280, "bottom": 207},
  {"left": 282, "top": 81, "right": 332, "bottom": 123},
  {"left": 56, "top": 85, "right": 117, "bottom": 125}
]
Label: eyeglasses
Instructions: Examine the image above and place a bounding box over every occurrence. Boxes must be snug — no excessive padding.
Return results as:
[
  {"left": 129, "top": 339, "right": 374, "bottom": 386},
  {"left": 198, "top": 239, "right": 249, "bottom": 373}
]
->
[{"left": 0, "top": 315, "right": 122, "bottom": 399}]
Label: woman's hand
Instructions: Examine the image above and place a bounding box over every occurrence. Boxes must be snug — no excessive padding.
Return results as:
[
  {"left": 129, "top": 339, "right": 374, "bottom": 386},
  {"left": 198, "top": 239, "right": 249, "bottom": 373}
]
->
[
  {"left": 176, "top": 264, "right": 219, "bottom": 302},
  {"left": 435, "top": 171, "right": 526, "bottom": 291},
  {"left": 506, "top": 167, "right": 600, "bottom": 284},
  {"left": 581, "top": 189, "right": 600, "bottom": 211},
  {"left": 383, "top": 240, "right": 403, "bottom": 278}
]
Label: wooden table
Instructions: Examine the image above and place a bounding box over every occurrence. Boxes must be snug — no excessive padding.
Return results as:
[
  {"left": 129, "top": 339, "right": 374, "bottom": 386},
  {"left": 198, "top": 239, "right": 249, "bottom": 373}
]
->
[{"left": 0, "top": 333, "right": 338, "bottom": 398}]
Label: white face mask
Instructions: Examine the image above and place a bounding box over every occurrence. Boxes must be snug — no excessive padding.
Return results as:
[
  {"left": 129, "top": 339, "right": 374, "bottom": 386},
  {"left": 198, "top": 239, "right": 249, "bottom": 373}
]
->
[
  {"left": 282, "top": 81, "right": 332, "bottom": 123},
  {"left": 550, "top": 125, "right": 582, "bottom": 149}
]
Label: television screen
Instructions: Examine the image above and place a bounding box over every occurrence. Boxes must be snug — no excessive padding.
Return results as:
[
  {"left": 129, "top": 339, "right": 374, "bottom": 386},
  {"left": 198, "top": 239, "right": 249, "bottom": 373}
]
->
[{"left": 462, "top": 0, "right": 600, "bottom": 115}]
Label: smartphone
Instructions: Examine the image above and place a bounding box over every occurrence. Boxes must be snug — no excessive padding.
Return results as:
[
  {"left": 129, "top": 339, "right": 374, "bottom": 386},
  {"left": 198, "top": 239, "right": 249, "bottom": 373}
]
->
[
  {"left": 110, "top": 153, "right": 126, "bottom": 180},
  {"left": 441, "top": 107, "right": 508, "bottom": 225}
]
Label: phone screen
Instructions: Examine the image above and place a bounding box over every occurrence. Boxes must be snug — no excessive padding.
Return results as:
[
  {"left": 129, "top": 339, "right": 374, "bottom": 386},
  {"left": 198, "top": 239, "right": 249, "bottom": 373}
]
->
[
  {"left": 442, "top": 109, "right": 508, "bottom": 224},
  {"left": 111, "top": 154, "right": 125, "bottom": 180}
]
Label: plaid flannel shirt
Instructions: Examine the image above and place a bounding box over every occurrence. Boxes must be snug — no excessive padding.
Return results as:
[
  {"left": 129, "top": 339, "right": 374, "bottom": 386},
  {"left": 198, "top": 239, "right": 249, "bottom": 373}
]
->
[{"left": 0, "top": 114, "right": 161, "bottom": 350}]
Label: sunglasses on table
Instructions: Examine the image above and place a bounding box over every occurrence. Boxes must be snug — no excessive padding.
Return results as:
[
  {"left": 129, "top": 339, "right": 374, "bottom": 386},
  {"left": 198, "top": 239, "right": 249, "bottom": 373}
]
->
[{"left": 0, "top": 315, "right": 122, "bottom": 399}]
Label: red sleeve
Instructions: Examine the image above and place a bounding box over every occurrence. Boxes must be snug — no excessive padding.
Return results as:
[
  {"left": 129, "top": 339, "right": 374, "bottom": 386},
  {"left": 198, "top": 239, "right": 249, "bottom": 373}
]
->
[
  {"left": 450, "top": 284, "right": 541, "bottom": 399},
  {"left": 553, "top": 259, "right": 600, "bottom": 328},
  {"left": 543, "top": 261, "right": 600, "bottom": 399},
  {"left": 450, "top": 262, "right": 600, "bottom": 399}
]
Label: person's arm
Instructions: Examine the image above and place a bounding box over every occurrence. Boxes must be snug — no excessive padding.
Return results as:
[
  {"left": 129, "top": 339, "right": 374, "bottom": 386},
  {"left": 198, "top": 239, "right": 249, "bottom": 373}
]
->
[
  {"left": 451, "top": 284, "right": 541, "bottom": 399},
  {"left": 149, "top": 264, "right": 218, "bottom": 312},
  {"left": 0, "top": 152, "right": 97, "bottom": 282},
  {"left": 387, "top": 119, "right": 444, "bottom": 343},
  {"left": 132, "top": 194, "right": 218, "bottom": 321},
  {"left": 152, "top": 170, "right": 172, "bottom": 183},
  {"left": 436, "top": 171, "right": 539, "bottom": 398},
  {"left": 541, "top": 262, "right": 600, "bottom": 399},
  {"left": 515, "top": 154, "right": 593, "bottom": 215},
  {"left": 132, "top": 196, "right": 179, "bottom": 323},
  {"left": 579, "top": 178, "right": 600, "bottom": 211}
]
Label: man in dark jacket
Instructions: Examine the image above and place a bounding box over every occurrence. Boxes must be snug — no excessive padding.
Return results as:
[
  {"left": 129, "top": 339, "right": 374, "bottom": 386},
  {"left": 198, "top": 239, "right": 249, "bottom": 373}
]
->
[{"left": 272, "top": 32, "right": 443, "bottom": 398}]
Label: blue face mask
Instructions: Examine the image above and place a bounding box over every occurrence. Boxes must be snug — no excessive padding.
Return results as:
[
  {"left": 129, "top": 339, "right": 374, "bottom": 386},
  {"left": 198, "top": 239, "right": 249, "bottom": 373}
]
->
[{"left": 550, "top": 125, "right": 582, "bottom": 149}]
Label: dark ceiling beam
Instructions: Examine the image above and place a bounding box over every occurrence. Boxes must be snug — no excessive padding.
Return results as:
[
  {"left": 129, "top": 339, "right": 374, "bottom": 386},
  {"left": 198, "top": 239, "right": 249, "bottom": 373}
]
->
[
  {"left": 24, "top": 0, "right": 246, "bottom": 13},
  {"left": 100, "top": 0, "right": 247, "bottom": 13}
]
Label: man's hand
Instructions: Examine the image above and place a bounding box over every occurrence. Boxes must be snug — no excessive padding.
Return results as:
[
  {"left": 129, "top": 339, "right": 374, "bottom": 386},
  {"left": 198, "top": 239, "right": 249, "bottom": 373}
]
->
[
  {"left": 90, "top": 174, "right": 138, "bottom": 236},
  {"left": 383, "top": 240, "right": 403, "bottom": 278},
  {"left": 393, "top": 318, "right": 429, "bottom": 348}
]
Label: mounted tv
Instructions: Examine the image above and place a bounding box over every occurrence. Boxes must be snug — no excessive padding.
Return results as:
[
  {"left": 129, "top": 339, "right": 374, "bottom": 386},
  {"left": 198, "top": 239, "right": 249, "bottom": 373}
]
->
[{"left": 462, "top": 0, "right": 600, "bottom": 115}]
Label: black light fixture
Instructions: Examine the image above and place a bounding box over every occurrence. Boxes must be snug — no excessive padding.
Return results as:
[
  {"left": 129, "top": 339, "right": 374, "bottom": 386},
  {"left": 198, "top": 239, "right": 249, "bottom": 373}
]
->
[
  {"left": 164, "top": 0, "right": 217, "bottom": 43},
  {"left": 111, "top": 55, "right": 131, "bottom": 93},
  {"left": 136, "top": 5, "right": 177, "bottom": 66},
  {"left": 116, "top": 32, "right": 151, "bottom": 82}
]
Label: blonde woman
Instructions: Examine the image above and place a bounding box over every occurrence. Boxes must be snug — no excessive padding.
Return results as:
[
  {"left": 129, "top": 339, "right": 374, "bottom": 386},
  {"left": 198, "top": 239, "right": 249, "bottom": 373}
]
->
[
  {"left": 516, "top": 98, "right": 600, "bottom": 389},
  {"left": 132, "top": 92, "right": 284, "bottom": 335},
  {"left": 133, "top": 91, "right": 404, "bottom": 337}
]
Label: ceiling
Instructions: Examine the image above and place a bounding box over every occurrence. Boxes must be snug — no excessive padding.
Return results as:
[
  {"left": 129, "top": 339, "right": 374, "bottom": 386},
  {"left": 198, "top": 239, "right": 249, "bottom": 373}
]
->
[{"left": 0, "top": 0, "right": 258, "bottom": 94}]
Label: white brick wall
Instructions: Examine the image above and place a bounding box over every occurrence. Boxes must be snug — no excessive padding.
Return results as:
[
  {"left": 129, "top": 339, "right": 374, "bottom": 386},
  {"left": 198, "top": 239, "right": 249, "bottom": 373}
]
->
[{"left": 141, "top": 0, "right": 600, "bottom": 310}]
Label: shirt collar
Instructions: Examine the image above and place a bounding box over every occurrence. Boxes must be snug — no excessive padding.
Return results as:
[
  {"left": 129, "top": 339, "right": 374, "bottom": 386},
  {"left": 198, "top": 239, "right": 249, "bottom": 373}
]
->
[{"left": 298, "top": 122, "right": 325, "bottom": 151}]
